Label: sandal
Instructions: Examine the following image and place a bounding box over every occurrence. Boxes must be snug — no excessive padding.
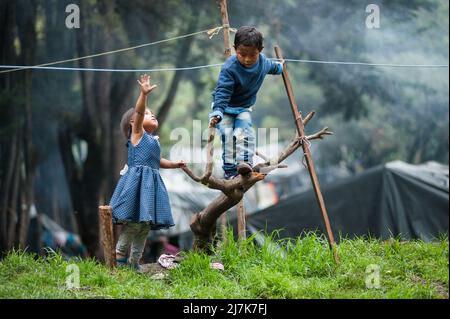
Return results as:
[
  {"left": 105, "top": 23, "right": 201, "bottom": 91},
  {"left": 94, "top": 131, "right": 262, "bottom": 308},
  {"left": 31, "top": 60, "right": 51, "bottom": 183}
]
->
[{"left": 115, "top": 256, "right": 128, "bottom": 267}]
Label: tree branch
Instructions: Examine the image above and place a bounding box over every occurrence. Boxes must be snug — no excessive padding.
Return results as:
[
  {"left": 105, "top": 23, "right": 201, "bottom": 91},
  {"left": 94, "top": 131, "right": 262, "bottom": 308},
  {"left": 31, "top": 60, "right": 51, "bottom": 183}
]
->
[
  {"left": 200, "top": 127, "right": 215, "bottom": 182},
  {"left": 180, "top": 112, "right": 332, "bottom": 252},
  {"left": 306, "top": 127, "right": 334, "bottom": 140},
  {"left": 255, "top": 150, "right": 269, "bottom": 162},
  {"left": 303, "top": 111, "right": 315, "bottom": 127}
]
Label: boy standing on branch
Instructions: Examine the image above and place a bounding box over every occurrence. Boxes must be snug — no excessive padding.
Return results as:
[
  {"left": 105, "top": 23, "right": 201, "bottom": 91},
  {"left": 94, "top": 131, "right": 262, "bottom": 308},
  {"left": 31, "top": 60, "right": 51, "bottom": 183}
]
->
[{"left": 209, "top": 26, "right": 284, "bottom": 179}]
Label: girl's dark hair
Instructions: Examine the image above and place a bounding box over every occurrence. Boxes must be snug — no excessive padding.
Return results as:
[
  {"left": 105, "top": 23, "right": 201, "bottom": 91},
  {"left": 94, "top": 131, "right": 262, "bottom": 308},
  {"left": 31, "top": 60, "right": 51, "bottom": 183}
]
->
[
  {"left": 120, "top": 107, "right": 135, "bottom": 139},
  {"left": 234, "top": 26, "right": 263, "bottom": 51}
]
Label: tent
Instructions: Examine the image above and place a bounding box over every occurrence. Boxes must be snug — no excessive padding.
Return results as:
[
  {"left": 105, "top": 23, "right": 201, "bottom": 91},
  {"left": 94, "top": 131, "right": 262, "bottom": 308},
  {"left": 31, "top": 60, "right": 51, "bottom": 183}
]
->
[{"left": 242, "top": 161, "right": 449, "bottom": 242}]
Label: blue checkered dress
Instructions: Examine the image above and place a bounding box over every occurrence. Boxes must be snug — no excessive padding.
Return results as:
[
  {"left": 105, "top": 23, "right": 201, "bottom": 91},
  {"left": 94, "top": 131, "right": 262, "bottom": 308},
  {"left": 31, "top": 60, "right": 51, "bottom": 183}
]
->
[{"left": 109, "top": 133, "right": 174, "bottom": 230}]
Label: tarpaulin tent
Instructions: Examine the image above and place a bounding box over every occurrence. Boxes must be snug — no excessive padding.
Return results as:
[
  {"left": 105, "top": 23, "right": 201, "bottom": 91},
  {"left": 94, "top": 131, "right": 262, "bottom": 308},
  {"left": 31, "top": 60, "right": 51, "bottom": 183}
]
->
[{"left": 242, "top": 161, "right": 449, "bottom": 242}]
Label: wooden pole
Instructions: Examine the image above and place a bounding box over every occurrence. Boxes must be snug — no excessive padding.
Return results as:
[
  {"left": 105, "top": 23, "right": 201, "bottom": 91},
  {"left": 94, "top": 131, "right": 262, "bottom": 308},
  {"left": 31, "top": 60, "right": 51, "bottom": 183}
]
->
[
  {"left": 237, "top": 200, "right": 246, "bottom": 239},
  {"left": 274, "top": 46, "right": 339, "bottom": 263},
  {"left": 98, "top": 205, "right": 115, "bottom": 268},
  {"left": 218, "top": 0, "right": 246, "bottom": 240},
  {"left": 219, "top": 0, "right": 232, "bottom": 58}
]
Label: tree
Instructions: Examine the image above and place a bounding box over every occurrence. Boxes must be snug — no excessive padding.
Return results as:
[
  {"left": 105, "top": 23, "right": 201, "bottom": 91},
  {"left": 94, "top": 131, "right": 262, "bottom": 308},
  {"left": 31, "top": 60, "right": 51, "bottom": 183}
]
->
[
  {"left": 0, "top": 0, "right": 38, "bottom": 253},
  {"left": 182, "top": 117, "right": 332, "bottom": 252}
]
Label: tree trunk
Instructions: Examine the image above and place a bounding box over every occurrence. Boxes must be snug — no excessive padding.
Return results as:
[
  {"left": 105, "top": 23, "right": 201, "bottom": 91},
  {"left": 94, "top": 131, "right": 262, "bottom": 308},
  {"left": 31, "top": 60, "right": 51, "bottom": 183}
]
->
[
  {"left": 7, "top": 132, "right": 21, "bottom": 249},
  {"left": 18, "top": 0, "right": 38, "bottom": 248},
  {"left": 73, "top": 0, "right": 119, "bottom": 257},
  {"left": 0, "top": 0, "right": 37, "bottom": 251},
  {"left": 0, "top": 0, "right": 17, "bottom": 254}
]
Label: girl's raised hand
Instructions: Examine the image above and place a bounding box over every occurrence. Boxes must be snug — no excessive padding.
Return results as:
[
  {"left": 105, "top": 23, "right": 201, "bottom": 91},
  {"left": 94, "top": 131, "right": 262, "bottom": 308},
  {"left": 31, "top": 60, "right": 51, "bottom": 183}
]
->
[{"left": 137, "top": 74, "right": 157, "bottom": 95}]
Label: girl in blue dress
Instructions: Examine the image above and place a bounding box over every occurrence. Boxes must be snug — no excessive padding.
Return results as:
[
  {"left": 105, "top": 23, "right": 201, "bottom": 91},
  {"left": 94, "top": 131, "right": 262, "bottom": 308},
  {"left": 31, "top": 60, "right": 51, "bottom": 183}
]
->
[{"left": 110, "top": 74, "right": 185, "bottom": 270}]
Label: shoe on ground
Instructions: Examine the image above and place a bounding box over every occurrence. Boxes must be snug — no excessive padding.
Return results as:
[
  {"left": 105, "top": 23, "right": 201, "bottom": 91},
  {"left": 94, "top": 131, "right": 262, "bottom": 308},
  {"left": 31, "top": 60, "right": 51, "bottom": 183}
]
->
[
  {"left": 115, "top": 256, "right": 128, "bottom": 267},
  {"left": 130, "top": 262, "right": 145, "bottom": 273}
]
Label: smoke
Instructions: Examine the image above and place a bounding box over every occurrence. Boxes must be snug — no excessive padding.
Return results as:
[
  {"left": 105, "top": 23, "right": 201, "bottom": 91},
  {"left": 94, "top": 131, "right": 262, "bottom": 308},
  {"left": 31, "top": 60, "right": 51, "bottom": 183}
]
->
[{"left": 229, "top": 0, "right": 449, "bottom": 166}]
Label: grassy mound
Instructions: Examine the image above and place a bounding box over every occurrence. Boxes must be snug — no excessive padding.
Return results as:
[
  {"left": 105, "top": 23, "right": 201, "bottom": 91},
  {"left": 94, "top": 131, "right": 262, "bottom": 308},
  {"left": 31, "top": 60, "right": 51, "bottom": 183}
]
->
[{"left": 0, "top": 232, "right": 448, "bottom": 299}]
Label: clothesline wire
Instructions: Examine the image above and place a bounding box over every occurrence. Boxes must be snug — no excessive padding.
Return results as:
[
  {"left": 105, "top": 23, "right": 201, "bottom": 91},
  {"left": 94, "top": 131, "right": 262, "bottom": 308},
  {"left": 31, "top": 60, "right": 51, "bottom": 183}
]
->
[
  {"left": 0, "top": 59, "right": 448, "bottom": 73},
  {"left": 0, "top": 64, "right": 224, "bottom": 73},
  {"left": 0, "top": 24, "right": 448, "bottom": 74},
  {"left": 0, "top": 25, "right": 230, "bottom": 74},
  {"left": 283, "top": 59, "right": 449, "bottom": 68}
]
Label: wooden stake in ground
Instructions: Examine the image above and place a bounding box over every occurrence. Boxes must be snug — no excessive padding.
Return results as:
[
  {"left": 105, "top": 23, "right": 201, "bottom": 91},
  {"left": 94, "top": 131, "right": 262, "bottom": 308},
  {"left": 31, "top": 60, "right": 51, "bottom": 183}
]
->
[
  {"left": 98, "top": 205, "right": 115, "bottom": 268},
  {"left": 274, "top": 46, "right": 339, "bottom": 263},
  {"left": 219, "top": 0, "right": 246, "bottom": 240},
  {"left": 219, "top": 0, "right": 232, "bottom": 58}
]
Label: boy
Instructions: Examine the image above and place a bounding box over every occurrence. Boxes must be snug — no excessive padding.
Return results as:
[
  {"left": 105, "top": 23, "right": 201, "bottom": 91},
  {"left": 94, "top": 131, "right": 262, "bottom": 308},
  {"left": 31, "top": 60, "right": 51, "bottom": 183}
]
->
[{"left": 209, "top": 26, "right": 284, "bottom": 179}]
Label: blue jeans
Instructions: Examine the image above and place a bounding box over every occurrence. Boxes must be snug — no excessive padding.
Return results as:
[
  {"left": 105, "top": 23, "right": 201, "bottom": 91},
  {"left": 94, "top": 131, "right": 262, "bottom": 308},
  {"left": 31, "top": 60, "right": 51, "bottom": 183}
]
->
[{"left": 217, "top": 111, "right": 255, "bottom": 175}]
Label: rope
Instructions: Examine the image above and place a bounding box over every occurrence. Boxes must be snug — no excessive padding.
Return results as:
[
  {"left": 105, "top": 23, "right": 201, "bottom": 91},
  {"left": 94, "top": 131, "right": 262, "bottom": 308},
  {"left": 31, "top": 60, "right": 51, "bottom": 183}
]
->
[
  {"left": 0, "top": 20, "right": 447, "bottom": 74},
  {"left": 1, "top": 58, "right": 447, "bottom": 74},
  {"left": 299, "top": 136, "right": 312, "bottom": 169},
  {"left": 282, "top": 58, "right": 449, "bottom": 68},
  {"left": 0, "top": 63, "right": 224, "bottom": 73},
  {"left": 0, "top": 21, "right": 447, "bottom": 75},
  {"left": 206, "top": 25, "right": 237, "bottom": 39},
  {"left": 0, "top": 25, "right": 229, "bottom": 74},
  {"left": 1, "top": 57, "right": 448, "bottom": 73}
]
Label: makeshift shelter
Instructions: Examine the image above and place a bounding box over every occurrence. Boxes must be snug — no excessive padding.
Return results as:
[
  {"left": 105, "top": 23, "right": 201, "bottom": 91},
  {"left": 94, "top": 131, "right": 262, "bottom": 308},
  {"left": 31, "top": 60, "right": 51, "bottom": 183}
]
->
[{"left": 242, "top": 161, "right": 449, "bottom": 242}]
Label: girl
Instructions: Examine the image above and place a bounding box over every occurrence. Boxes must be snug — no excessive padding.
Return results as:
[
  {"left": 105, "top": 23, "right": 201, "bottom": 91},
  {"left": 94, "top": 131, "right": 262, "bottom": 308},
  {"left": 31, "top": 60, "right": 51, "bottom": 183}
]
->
[{"left": 110, "top": 74, "right": 185, "bottom": 271}]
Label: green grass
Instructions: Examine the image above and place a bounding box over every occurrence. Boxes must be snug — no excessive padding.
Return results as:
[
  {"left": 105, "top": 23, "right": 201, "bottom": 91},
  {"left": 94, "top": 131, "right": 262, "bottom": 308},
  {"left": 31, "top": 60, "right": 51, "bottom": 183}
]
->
[{"left": 0, "top": 232, "right": 448, "bottom": 299}]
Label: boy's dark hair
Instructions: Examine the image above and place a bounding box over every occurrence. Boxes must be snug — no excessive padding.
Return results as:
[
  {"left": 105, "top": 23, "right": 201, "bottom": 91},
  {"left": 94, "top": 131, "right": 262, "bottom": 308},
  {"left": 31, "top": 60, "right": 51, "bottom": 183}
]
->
[
  {"left": 120, "top": 107, "right": 135, "bottom": 139},
  {"left": 234, "top": 26, "right": 263, "bottom": 51}
]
